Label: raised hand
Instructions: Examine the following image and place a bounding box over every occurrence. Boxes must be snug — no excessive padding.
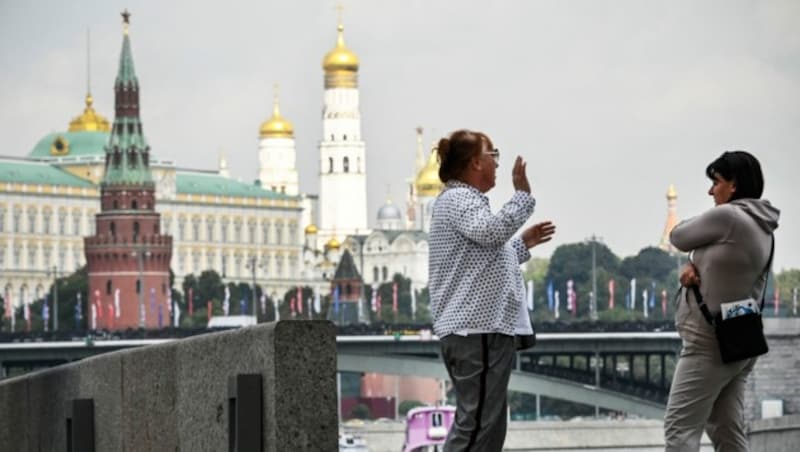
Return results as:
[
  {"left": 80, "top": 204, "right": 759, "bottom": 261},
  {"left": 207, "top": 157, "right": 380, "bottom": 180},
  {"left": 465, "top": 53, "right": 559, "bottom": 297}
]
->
[
  {"left": 512, "top": 156, "right": 531, "bottom": 194},
  {"left": 522, "top": 221, "right": 556, "bottom": 248}
]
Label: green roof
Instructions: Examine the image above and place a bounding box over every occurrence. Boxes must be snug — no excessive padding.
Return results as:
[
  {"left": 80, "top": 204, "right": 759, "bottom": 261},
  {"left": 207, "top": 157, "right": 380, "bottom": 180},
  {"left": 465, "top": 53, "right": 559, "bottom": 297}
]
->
[
  {"left": 176, "top": 171, "right": 296, "bottom": 200},
  {"left": 29, "top": 131, "right": 110, "bottom": 159},
  {"left": 0, "top": 158, "right": 95, "bottom": 188}
]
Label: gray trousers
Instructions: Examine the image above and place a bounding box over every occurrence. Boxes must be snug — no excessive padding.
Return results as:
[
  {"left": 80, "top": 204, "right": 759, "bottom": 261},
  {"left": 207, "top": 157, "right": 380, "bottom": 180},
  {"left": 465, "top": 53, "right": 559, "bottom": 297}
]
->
[
  {"left": 441, "top": 333, "right": 515, "bottom": 452},
  {"left": 664, "top": 344, "right": 757, "bottom": 452}
]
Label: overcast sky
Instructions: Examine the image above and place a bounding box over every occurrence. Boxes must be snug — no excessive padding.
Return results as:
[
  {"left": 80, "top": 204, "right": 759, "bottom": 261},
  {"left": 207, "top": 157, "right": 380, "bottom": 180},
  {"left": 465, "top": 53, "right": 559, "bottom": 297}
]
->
[{"left": 1, "top": 0, "right": 798, "bottom": 270}]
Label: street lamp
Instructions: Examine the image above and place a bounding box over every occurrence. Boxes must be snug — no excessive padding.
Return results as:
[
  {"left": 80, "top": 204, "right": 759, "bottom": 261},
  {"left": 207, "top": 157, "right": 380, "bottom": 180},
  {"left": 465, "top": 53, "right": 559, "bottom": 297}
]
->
[
  {"left": 47, "top": 265, "right": 59, "bottom": 331},
  {"left": 585, "top": 235, "right": 603, "bottom": 321},
  {"left": 245, "top": 255, "right": 265, "bottom": 317}
]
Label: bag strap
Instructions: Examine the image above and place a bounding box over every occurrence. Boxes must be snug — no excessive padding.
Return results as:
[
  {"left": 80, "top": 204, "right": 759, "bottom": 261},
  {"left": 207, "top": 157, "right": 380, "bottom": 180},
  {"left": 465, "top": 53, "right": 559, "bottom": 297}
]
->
[{"left": 689, "top": 235, "right": 775, "bottom": 326}]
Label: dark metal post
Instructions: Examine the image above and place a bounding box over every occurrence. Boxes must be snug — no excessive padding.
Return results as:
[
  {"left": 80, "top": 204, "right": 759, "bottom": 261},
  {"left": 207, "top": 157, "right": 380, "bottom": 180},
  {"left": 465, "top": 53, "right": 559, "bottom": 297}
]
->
[
  {"left": 228, "top": 374, "right": 263, "bottom": 452},
  {"left": 66, "top": 398, "right": 94, "bottom": 452}
]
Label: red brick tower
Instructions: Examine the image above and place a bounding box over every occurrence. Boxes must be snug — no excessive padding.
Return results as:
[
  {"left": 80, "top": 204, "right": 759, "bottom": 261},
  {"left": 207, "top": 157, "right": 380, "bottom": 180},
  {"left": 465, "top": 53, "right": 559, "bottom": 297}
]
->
[{"left": 84, "top": 11, "right": 172, "bottom": 330}]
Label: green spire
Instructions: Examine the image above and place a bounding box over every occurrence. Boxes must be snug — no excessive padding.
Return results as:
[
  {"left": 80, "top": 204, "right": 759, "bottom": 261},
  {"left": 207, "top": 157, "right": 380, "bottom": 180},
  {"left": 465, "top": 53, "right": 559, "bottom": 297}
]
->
[{"left": 102, "top": 10, "right": 153, "bottom": 187}]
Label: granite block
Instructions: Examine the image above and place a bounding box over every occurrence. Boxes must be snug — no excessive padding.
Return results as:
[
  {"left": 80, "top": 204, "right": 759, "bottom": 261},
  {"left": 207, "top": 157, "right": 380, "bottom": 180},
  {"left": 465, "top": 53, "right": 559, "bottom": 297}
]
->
[
  {"left": 26, "top": 362, "right": 81, "bottom": 452},
  {"left": 0, "top": 376, "right": 29, "bottom": 451},
  {"left": 120, "top": 341, "right": 178, "bottom": 451}
]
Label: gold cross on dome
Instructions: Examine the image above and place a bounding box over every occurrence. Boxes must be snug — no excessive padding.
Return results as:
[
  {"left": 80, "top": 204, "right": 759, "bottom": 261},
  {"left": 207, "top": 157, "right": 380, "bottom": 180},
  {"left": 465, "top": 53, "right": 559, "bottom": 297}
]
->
[{"left": 121, "top": 9, "right": 131, "bottom": 25}]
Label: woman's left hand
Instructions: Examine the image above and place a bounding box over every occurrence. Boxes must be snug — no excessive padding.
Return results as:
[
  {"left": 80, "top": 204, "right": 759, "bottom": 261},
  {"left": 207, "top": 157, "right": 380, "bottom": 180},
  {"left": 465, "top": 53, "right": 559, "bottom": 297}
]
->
[{"left": 679, "top": 263, "right": 700, "bottom": 287}]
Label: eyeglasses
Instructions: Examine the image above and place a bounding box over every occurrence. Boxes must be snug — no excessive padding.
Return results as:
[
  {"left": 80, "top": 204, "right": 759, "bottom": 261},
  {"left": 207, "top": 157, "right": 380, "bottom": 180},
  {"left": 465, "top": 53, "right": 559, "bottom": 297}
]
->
[{"left": 486, "top": 149, "right": 500, "bottom": 163}]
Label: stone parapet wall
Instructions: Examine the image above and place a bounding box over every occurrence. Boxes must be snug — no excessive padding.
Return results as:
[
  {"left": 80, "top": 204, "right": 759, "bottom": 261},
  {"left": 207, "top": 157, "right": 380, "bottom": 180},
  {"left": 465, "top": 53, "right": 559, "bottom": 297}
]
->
[
  {"left": 745, "top": 318, "right": 800, "bottom": 422},
  {"left": 0, "top": 320, "right": 337, "bottom": 451}
]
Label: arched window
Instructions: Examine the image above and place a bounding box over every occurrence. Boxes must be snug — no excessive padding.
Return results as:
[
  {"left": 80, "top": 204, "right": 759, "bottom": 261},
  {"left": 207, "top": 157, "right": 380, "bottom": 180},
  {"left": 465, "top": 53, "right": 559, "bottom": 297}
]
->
[
  {"left": 133, "top": 222, "right": 140, "bottom": 242},
  {"left": 136, "top": 279, "right": 141, "bottom": 294},
  {"left": 131, "top": 199, "right": 137, "bottom": 210},
  {"left": 328, "top": 157, "right": 334, "bottom": 173},
  {"left": 343, "top": 134, "right": 347, "bottom": 141},
  {"left": 110, "top": 222, "right": 116, "bottom": 236},
  {"left": 113, "top": 200, "right": 119, "bottom": 209},
  {"left": 346, "top": 284, "right": 352, "bottom": 296},
  {"left": 343, "top": 157, "right": 349, "bottom": 173},
  {"left": 373, "top": 267, "right": 379, "bottom": 282},
  {"left": 106, "top": 280, "right": 112, "bottom": 295},
  {"left": 382, "top": 266, "right": 388, "bottom": 281}
]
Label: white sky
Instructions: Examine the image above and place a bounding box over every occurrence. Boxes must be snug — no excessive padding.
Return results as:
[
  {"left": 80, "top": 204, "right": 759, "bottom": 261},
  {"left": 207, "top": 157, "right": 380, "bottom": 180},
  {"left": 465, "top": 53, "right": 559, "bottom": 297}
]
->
[{"left": 1, "top": 0, "right": 798, "bottom": 269}]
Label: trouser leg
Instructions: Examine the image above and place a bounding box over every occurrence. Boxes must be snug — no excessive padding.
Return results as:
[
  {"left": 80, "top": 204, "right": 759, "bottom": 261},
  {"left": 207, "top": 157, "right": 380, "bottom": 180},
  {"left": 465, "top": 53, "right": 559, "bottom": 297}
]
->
[
  {"left": 705, "top": 358, "right": 756, "bottom": 452},
  {"left": 441, "top": 333, "right": 515, "bottom": 452},
  {"left": 664, "top": 352, "right": 720, "bottom": 452}
]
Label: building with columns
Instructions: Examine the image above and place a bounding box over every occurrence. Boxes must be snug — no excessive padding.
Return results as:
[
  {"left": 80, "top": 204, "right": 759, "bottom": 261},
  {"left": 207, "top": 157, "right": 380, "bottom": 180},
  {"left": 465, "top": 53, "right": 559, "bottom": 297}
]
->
[{"left": 0, "top": 14, "right": 306, "bottom": 318}]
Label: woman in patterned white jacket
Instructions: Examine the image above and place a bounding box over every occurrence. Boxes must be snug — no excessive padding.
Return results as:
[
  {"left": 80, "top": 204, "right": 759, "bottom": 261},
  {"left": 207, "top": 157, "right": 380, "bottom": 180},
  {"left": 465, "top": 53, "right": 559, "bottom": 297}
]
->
[{"left": 428, "top": 129, "right": 555, "bottom": 452}]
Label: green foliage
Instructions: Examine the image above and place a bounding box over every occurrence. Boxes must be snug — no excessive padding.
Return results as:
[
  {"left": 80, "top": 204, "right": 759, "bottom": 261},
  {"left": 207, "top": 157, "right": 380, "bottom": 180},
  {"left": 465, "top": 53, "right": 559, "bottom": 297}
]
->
[
  {"left": 363, "top": 274, "right": 428, "bottom": 324},
  {"left": 398, "top": 400, "right": 425, "bottom": 416},
  {"left": 777, "top": 269, "right": 800, "bottom": 310},
  {"left": 349, "top": 403, "right": 371, "bottom": 420}
]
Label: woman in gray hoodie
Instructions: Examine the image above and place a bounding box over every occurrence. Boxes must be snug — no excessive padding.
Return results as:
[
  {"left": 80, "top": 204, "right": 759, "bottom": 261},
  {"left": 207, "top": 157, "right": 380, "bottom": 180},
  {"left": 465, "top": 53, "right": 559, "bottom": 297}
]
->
[{"left": 664, "top": 151, "right": 779, "bottom": 452}]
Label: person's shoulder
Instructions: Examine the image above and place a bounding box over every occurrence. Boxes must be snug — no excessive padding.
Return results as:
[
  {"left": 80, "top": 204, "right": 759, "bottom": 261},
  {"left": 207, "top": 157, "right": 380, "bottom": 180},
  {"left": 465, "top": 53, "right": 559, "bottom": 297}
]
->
[{"left": 439, "top": 186, "right": 478, "bottom": 202}]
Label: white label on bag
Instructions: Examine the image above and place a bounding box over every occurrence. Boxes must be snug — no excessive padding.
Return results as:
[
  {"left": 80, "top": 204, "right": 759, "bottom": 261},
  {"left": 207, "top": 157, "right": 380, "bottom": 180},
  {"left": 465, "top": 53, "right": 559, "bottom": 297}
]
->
[{"left": 721, "top": 298, "right": 760, "bottom": 320}]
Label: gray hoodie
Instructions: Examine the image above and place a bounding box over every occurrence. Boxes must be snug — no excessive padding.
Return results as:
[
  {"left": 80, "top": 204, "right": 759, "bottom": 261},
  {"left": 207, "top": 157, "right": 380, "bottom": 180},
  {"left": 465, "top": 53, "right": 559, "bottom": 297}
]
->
[{"left": 670, "top": 198, "right": 780, "bottom": 347}]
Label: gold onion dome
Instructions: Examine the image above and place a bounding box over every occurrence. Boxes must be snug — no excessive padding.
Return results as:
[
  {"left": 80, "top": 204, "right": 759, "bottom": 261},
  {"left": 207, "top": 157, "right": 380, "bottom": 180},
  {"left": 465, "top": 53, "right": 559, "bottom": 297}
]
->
[
  {"left": 415, "top": 149, "right": 443, "bottom": 197},
  {"left": 322, "top": 23, "right": 359, "bottom": 88},
  {"left": 259, "top": 97, "right": 294, "bottom": 138},
  {"left": 68, "top": 94, "right": 110, "bottom": 132},
  {"left": 667, "top": 184, "right": 678, "bottom": 200},
  {"left": 304, "top": 224, "right": 318, "bottom": 235},
  {"left": 325, "top": 236, "right": 341, "bottom": 250}
]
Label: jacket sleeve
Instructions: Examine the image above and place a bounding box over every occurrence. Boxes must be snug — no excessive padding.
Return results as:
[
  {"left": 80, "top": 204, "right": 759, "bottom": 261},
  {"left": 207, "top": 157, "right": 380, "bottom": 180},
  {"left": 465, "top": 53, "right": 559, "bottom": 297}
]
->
[
  {"left": 670, "top": 205, "right": 733, "bottom": 252},
  {"left": 511, "top": 236, "right": 532, "bottom": 264},
  {"left": 449, "top": 190, "right": 536, "bottom": 247}
]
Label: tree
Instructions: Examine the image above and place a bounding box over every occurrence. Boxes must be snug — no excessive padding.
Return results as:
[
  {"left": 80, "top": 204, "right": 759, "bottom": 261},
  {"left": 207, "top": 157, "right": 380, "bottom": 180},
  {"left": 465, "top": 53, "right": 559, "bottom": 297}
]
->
[
  {"left": 398, "top": 400, "right": 424, "bottom": 416},
  {"left": 49, "top": 265, "right": 89, "bottom": 330},
  {"left": 350, "top": 403, "right": 371, "bottom": 420},
  {"left": 776, "top": 269, "right": 800, "bottom": 315},
  {"left": 545, "top": 242, "right": 620, "bottom": 318}
]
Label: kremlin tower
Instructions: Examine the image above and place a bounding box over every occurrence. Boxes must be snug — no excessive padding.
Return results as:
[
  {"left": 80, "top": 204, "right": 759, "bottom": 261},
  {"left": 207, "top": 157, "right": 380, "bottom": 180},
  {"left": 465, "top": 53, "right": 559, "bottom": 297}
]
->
[
  {"left": 659, "top": 184, "right": 679, "bottom": 253},
  {"left": 258, "top": 85, "right": 299, "bottom": 195},
  {"left": 83, "top": 11, "right": 172, "bottom": 329}
]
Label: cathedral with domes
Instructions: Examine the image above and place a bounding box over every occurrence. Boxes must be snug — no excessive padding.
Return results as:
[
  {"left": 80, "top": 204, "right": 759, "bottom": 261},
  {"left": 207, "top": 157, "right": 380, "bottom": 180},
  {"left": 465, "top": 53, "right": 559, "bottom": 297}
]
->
[{"left": 0, "top": 10, "right": 439, "bottom": 326}]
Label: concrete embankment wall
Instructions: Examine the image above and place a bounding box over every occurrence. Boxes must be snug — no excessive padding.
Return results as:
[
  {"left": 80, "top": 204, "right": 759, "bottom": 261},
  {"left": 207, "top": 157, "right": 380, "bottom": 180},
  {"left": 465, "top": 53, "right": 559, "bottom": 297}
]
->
[{"left": 0, "top": 320, "right": 337, "bottom": 451}]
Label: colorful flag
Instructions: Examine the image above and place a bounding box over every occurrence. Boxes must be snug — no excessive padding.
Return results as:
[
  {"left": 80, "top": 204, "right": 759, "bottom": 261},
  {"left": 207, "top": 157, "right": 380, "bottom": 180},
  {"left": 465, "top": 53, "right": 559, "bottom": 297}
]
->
[
  {"left": 75, "top": 293, "right": 83, "bottom": 330},
  {"left": 223, "top": 286, "right": 230, "bottom": 316},
  {"left": 608, "top": 279, "right": 615, "bottom": 310},
  {"left": 24, "top": 302, "right": 31, "bottom": 332},
  {"left": 392, "top": 282, "right": 398, "bottom": 314},
  {"left": 649, "top": 281, "right": 656, "bottom": 308},
  {"left": 370, "top": 286, "right": 377, "bottom": 313},
  {"left": 774, "top": 285, "right": 780, "bottom": 316},
  {"left": 150, "top": 288, "right": 157, "bottom": 314},
  {"left": 260, "top": 293, "right": 267, "bottom": 316},
  {"left": 107, "top": 304, "right": 115, "bottom": 329},
  {"left": 376, "top": 291, "right": 382, "bottom": 320},
  {"left": 526, "top": 280, "right": 534, "bottom": 311},
  {"left": 91, "top": 303, "right": 97, "bottom": 330},
  {"left": 174, "top": 300, "right": 181, "bottom": 327},
  {"left": 240, "top": 298, "right": 247, "bottom": 316},
  {"left": 297, "top": 287, "right": 303, "bottom": 315},
  {"left": 41, "top": 294, "right": 49, "bottom": 332},
  {"left": 643, "top": 289, "right": 649, "bottom": 319},
  {"left": 314, "top": 291, "right": 321, "bottom": 314},
  {"left": 661, "top": 289, "right": 668, "bottom": 317},
  {"left": 333, "top": 285, "right": 340, "bottom": 315},
  {"left": 114, "top": 288, "right": 121, "bottom": 318},
  {"left": 554, "top": 290, "right": 561, "bottom": 320},
  {"left": 630, "top": 279, "right": 637, "bottom": 310},
  {"left": 273, "top": 297, "right": 280, "bottom": 321},
  {"left": 188, "top": 287, "right": 194, "bottom": 316},
  {"left": 566, "top": 280, "right": 577, "bottom": 315},
  {"left": 167, "top": 288, "right": 173, "bottom": 314},
  {"left": 140, "top": 297, "right": 146, "bottom": 326},
  {"left": 290, "top": 297, "right": 296, "bottom": 317},
  {"left": 207, "top": 300, "right": 212, "bottom": 323},
  {"left": 793, "top": 288, "right": 798, "bottom": 317},
  {"left": 158, "top": 305, "right": 163, "bottom": 328},
  {"left": 546, "top": 280, "right": 554, "bottom": 311}
]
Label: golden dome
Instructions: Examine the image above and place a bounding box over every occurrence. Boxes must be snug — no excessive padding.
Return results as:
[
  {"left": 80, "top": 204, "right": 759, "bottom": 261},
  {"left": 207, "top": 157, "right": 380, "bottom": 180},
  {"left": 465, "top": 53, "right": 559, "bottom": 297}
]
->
[
  {"left": 415, "top": 148, "right": 443, "bottom": 197},
  {"left": 325, "top": 236, "right": 341, "bottom": 250},
  {"left": 667, "top": 184, "right": 678, "bottom": 200},
  {"left": 304, "top": 224, "right": 318, "bottom": 235},
  {"left": 68, "top": 94, "right": 110, "bottom": 132},
  {"left": 259, "top": 92, "right": 294, "bottom": 138},
  {"left": 322, "top": 23, "right": 359, "bottom": 88}
]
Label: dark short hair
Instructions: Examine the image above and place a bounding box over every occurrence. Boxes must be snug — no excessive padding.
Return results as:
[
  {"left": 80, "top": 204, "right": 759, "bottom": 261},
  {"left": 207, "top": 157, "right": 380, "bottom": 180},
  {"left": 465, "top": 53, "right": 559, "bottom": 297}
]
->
[
  {"left": 437, "top": 130, "right": 492, "bottom": 183},
  {"left": 705, "top": 151, "right": 764, "bottom": 200}
]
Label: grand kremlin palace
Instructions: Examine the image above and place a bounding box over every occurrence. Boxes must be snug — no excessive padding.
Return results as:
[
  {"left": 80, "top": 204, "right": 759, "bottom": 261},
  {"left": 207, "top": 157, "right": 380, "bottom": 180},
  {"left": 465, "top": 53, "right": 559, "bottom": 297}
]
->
[{"left": 0, "top": 15, "right": 441, "bottom": 320}]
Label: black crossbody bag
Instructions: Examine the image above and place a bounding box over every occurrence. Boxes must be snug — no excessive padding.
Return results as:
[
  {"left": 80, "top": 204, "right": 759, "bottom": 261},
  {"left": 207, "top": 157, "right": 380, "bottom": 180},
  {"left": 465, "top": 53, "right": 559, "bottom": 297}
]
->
[{"left": 689, "top": 237, "right": 774, "bottom": 364}]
